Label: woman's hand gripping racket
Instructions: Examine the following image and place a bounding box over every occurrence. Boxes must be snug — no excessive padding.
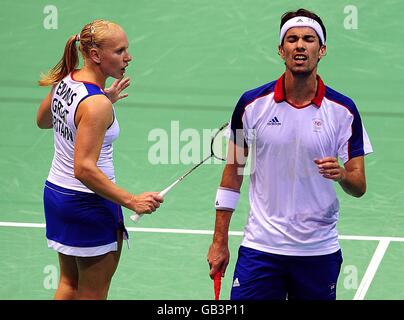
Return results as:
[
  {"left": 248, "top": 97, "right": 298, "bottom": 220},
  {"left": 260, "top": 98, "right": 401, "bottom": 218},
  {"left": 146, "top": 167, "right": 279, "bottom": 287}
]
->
[{"left": 130, "top": 122, "right": 230, "bottom": 223}]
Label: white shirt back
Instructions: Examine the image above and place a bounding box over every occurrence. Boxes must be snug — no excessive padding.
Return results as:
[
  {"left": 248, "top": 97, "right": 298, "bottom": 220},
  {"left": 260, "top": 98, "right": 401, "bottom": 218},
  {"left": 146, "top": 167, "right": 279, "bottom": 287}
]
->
[{"left": 47, "top": 72, "right": 120, "bottom": 193}]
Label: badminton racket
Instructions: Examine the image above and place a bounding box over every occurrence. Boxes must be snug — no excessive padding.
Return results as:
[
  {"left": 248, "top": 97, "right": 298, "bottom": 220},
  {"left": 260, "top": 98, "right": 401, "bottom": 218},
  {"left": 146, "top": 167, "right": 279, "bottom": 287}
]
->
[
  {"left": 214, "top": 272, "right": 222, "bottom": 300},
  {"left": 130, "top": 122, "right": 230, "bottom": 223}
]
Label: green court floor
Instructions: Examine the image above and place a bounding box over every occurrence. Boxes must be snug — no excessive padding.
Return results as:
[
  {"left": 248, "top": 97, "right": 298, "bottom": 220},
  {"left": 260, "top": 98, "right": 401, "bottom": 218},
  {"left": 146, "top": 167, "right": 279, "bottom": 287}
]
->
[{"left": 0, "top": 0, "right": 403, "bottom": 300}]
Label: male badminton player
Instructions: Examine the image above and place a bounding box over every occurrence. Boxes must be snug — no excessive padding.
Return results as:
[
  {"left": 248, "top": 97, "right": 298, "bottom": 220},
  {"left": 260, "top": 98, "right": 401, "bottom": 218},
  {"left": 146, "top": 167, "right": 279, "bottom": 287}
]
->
[{"left": 207, "top": 8, "right": 373, "bottom": 300}]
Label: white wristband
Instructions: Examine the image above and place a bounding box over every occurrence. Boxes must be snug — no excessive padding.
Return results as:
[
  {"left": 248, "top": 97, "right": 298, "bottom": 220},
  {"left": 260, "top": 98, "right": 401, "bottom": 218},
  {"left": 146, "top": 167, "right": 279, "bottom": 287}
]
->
[{"left": 215, "top": 188, "right": 240, "bottom": 212}]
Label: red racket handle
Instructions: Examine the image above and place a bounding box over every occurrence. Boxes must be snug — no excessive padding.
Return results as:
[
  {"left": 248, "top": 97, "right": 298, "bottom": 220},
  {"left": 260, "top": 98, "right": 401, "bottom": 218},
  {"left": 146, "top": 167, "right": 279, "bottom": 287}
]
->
[{"left": 214, "top": 272, "right": 222, "bottom": 300}]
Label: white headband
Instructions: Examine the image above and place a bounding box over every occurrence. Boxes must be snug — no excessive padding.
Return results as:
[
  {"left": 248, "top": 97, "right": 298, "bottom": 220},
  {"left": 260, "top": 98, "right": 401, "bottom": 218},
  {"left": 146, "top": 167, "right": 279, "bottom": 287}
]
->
[{"left": 279, "top": 16, "right": 325, "bottom": 45}]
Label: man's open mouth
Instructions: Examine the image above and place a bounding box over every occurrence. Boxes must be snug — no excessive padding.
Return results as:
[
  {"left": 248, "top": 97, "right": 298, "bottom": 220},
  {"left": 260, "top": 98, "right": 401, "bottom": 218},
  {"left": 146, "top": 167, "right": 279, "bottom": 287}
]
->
[{"left": 294, "top": 54, "right": 307, "bottom": 61}]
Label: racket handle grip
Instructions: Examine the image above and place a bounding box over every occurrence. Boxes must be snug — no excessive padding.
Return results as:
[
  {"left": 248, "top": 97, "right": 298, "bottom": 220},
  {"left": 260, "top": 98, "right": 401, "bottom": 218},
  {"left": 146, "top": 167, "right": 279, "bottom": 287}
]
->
[
  {"left": 130, "top": 213, "right": 143, "bottom": 223},
  {"left": 129, "top": 188, "right": 171, "bottom": 223},
  {"left": 129, "top": 179, "right": 180, "bottom": 223},
  {"left": 158, "top": 180, "right": 178, "bottom": 197},
  {"left": 214, "top": 272, "right": 222, "bottom": 300}
]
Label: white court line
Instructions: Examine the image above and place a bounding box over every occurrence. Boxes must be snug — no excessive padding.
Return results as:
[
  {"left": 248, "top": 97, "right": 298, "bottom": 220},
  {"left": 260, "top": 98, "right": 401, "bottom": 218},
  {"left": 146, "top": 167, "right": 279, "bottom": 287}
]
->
[
  {"left": 0, "top": 220, "right": 398, "bottom": 300},
  {"left": 1, "top": 221, "right": 404, "bottom": 242},
  {"left": 0, "top": 221, "right": 46, "bottom": 228},
  {"left": 353, "top": 239, "right": 391, "bottom": 300}
]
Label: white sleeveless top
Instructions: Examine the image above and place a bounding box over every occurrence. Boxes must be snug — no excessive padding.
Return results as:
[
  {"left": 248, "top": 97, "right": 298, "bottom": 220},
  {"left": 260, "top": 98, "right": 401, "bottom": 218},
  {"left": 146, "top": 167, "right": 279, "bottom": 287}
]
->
[{"left": 47, "top": 72, "right": 120, "bottom": 193}]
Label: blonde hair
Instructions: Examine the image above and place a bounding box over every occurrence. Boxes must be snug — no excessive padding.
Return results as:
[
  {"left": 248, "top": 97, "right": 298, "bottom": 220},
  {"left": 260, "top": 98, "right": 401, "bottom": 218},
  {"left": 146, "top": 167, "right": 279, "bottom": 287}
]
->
[{"left": 39, "top": 19, "right": 122, "bottom": 86}]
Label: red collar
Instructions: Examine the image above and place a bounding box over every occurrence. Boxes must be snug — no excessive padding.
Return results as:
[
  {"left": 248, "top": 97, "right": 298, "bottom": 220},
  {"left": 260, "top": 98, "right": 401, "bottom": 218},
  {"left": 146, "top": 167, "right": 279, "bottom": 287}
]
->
[{"left": 273, "top": 73, "right": 326, "bottom": 108}]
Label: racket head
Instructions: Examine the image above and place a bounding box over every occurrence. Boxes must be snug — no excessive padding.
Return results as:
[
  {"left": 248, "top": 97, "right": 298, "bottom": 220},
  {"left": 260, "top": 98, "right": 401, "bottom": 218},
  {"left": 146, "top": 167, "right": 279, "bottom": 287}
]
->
[{"left": 210, "top": 122, "right": 230, "bottom": 161}]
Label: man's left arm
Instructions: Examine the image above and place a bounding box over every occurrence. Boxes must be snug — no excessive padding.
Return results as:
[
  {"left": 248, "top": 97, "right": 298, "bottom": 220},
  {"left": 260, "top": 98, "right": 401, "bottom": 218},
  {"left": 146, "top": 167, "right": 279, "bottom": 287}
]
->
[{"left": 315, "top": 156, "right": 366, "bottom": 197}]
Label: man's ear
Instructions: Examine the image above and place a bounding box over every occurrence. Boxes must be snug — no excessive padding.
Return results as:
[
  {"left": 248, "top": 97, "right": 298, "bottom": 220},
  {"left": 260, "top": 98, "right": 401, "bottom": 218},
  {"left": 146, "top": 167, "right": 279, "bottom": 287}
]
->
[
  {"left": 89, "top": 48, "right": 101, "bottom": 64},
  {"left": 318, "top": 45, "right": 327, "bottom": 61},
  {"left": 278, "top": 45, "right": 285, "bottom": 60}
]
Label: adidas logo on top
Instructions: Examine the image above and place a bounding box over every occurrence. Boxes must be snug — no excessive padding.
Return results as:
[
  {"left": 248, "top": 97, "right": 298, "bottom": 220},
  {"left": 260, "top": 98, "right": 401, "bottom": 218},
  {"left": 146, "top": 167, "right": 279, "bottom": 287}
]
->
[
  {"left": 267, "top": 116, "right": 281, "bottom": 126},
  {"left": 233, "top": 278, "right": 240, "bottom": 287}
]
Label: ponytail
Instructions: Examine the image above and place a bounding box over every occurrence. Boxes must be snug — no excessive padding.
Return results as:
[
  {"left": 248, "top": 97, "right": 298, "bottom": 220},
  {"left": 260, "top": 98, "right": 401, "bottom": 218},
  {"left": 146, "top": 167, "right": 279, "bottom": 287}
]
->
[
  {"left": 39, "top": 20, "right": 121, "bottom": 86},
  {"left": 38, "top": 35, "right": 79, "bottom": 86}
]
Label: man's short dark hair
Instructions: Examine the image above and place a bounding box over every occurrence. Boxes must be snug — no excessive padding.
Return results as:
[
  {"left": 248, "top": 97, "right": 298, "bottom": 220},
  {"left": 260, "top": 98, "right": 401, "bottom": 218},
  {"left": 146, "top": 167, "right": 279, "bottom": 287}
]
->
[{"left": 280, "top": 8, "right": 327, "bottom": 45}]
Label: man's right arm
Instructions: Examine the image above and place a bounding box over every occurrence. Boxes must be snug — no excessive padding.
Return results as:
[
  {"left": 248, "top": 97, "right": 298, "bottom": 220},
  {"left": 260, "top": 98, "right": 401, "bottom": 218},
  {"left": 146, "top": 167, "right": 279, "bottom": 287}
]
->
[{"left": 208, "top": 140, "right": 247, "bottom": 279}]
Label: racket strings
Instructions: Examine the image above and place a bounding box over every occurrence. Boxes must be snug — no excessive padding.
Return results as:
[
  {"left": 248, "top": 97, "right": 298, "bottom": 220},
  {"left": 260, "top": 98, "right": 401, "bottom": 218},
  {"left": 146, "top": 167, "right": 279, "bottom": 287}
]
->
[{"left": 211, "top": 122, "right": 230, "bottom": 161}]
